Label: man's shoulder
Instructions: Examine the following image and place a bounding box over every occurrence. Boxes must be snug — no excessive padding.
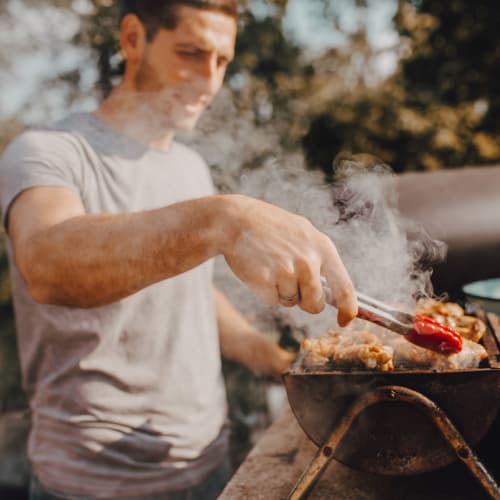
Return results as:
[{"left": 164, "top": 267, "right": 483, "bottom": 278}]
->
[
  {"left": 2, "top": 121, "right": 83, "bottom": 163},
  {"left": 0, "top": 116, "right": 89, "bottom": 184}
]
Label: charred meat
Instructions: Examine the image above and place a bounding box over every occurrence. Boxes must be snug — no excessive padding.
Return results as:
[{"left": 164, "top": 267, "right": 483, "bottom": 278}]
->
[{"left": 299, "top": 299, "right": 487, "bottom": 371}]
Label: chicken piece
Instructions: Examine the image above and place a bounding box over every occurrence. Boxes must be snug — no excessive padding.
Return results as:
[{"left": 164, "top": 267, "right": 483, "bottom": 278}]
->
[
  {"left": 416, "top": 298, "right": 486, "bottom": 343},
  {"left": 393, "top": 337, "right": 487, "bottom": 370},
  {"left": 333, "top": 344, "right": 394, "bottom": 371},
  {"left": 417, "top": 298, "right": 464, "bottom": 318},
  {"left": 300, "top": 331, "right": 394, "bottom": 371},
  {"left": 454, "top": 315, "right": 486, "bottom": 343},
  {"left": 317, "top": 331, "right": 342, "bottom": 355},
  {"left": 447, "top": 339, "right": 488, "bottom": 369},
  {"left": 300, "top": 338, "right": 331, "bottom": 369}
]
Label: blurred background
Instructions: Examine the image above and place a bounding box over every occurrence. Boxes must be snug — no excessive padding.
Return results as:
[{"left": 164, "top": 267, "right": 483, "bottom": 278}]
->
[{"left": 1, "top": 0, "right": 499, "bottom": 494}]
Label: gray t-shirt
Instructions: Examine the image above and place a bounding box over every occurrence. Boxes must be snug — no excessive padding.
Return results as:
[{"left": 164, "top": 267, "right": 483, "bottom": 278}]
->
[{"left": 0, "top": 113, "right": 229, "bottom": 498}]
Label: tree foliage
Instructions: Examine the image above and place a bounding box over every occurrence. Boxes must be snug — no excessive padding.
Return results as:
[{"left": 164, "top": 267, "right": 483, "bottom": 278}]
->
[{"left": 298, "top": 0, "right": 500, "bottom": 175}]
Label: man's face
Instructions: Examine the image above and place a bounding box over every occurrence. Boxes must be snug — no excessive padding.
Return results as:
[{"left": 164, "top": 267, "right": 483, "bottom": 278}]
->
[{"left": 132, "top": 6, "right": 237, "bottom": 130}]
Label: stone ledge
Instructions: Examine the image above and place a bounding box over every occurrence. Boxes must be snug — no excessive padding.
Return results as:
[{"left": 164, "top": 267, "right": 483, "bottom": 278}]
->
[{"left": 220, "top": 404, "right": 496, "bottom": 500}]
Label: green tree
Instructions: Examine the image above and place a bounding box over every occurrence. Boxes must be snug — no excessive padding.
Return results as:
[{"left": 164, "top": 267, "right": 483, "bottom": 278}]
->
[{"left": 301, "top": 0, "right": 500, "bottom": 177}]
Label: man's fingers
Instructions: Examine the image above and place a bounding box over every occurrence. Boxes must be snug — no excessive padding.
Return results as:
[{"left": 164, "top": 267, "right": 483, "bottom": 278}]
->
[
  {"left": 256, "top": 286, "right": 280, "bottom": 307},
  {"left": 249, "top": 271, "right": 280, "bottom": 306},
  {"left": 321, "top": 244, "right": 357, "bottom": 326},
  {"left": 276, "top": 276, "right": 300, "bottom": 307},
  {"left": 296, "top": 259, "right": 325, "bottom": 314}
]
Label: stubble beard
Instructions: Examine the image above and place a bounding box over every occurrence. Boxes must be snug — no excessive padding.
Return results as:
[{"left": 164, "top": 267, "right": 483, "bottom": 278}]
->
[{"left": 134, "top": 55, "right": 202, "bottom": 131}]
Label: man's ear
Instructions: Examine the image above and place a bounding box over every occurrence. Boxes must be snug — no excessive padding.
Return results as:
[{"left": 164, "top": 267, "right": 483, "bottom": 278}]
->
[{"left": 120, "top": 13, "right": 147, "bottom": 64}]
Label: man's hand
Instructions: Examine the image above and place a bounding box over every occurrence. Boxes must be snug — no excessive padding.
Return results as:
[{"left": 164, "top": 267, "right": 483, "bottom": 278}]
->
[
  {"left": 267, "top": 346, "right": 296, "bottom": 380},
  {"left": 215, "top": 288, "right": 296, "bottom": 379},
  {"left": 220, "top": 195, "right": 357, "bottom": 326}
]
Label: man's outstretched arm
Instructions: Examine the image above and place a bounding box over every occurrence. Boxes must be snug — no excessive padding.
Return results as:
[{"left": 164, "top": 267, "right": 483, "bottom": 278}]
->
[
  {"left": 214, "top": 287, "right": 295, "bottom": 379},
  {"left": 9, "top": 187, "right": 229, "bottom": 308},
  {"left": 9, "top": 186, "right": 357, "bottom": 323}
]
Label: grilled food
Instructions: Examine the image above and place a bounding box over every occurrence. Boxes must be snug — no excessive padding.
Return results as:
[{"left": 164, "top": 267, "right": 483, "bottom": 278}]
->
[
  {"left": 416, "top": 298, "right": 486, "bottom": 343},
  {"left": 392, "top": 336, "right": 487, "bottom": 369},
  {"left": 299, "top": 299, "right": 488, "bottom": 371},
  {"left": 302, "top": 331, "right": 394, "bottom": 371}
]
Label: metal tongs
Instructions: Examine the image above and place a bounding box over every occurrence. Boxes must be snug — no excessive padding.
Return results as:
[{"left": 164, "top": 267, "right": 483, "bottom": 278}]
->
[
  {"left": 321, "top": 278, "right": 463, "bottom": 353},
  {"left": 321, "top": 277, "right": 415, "bottom": 336},
  {"left": 355, "top": 291, "right": 415, "bottom": 336}
]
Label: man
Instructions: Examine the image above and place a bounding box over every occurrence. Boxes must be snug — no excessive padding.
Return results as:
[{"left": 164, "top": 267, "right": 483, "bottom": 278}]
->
[{"left": 0, "top": 1, "right": 357, "bottom": 498}]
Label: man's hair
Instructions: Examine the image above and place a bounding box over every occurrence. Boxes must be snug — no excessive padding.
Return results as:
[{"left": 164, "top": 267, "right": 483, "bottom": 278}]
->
[{"left": 121, "top": 0, "right": 238, "bottom": 41}]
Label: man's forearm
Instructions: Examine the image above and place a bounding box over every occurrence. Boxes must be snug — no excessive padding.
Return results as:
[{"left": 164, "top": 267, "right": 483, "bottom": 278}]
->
[
  {"left": 20, "top": 196, "right": 230, "bottom": 308},
  {"left": 11, "top": 187, "right": 357, "bottom": 320},
  {"left": 214, "top": 287, "right": 294, "bottom": 377}
]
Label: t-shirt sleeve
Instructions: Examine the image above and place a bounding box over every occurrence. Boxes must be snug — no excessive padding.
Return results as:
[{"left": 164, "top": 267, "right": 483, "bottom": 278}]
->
[{"left": 0, "top": 129, "right": 83, "bottom": 230}]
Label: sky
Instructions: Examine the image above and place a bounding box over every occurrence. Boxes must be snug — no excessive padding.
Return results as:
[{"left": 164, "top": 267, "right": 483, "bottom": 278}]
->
[
  {"left": 282, "top": 0, "right": 399, "bottom": 83},
  {"left": 283, "top": 0, "right": 398, "bottom": 54},
  {"left": 0, "top": 0, "right": 399, "bottom": 123}
]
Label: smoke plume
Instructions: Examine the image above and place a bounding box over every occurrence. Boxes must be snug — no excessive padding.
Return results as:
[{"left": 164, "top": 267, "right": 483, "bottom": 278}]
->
[{"left": 326, "top": 153, "right": 447, "bottom": 310}]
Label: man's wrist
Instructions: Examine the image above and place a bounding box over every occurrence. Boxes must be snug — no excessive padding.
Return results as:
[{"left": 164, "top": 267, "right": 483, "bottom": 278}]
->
[{"left": 210, "top": 194, "right": 245, "bottom": 255}]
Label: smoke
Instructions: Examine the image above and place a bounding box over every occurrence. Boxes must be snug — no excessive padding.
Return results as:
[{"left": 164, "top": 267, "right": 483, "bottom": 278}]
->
[
  {"left": 88, "top": 70, "right": 221, "bottom": 151},
  {"left": 325, "top": 153, "right": 447, "bottom": 309},
  {"left": 180, "top": 80, "right": 447, "bottom": 325},
  {"left": 221, "top": 150, "right": 447, "bottom": 334}
]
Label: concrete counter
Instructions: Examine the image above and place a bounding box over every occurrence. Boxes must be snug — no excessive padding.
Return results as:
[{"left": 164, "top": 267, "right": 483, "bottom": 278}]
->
[{"left": 220, "top": 404, "right": 495, "bottom": 500}]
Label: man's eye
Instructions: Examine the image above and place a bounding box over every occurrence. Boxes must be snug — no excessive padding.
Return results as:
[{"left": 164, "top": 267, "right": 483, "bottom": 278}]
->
[{"left": 178, "top": 51, "right": 201, "bottom": 58}]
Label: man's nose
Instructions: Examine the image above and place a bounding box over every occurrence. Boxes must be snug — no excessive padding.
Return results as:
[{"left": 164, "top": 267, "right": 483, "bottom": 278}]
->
[{"left": 197, "top": 55, "right": 221, "bottom": 96}]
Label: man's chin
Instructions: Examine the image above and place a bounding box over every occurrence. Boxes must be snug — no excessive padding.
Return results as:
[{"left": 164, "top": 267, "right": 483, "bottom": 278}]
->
[
  {"left": 151, "top": 110, "right": 203, "bottom": 131},
  {"left": 171, "top": 114, "right": 202, "bottom": 131}
]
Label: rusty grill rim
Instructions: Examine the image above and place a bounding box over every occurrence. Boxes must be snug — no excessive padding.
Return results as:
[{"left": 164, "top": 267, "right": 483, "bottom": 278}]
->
[{"left": 285, "top": 366, "right": 500, "bottom": 376}]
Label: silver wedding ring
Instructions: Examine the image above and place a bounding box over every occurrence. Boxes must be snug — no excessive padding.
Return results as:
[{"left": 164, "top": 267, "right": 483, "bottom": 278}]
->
[{"left": 278, "top": 293, "right": 299, "bottom": 304}]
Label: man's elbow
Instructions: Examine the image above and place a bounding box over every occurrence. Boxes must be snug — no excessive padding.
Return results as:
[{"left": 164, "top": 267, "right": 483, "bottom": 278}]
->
[
  {"left": 15, "top": 249, "right": 59, "bottom": 305},
  {"left": 24, "top": 274, "right": 87, "bottom": 308},
  {"left": 14, "top": 246, "right": 111, "bottom": 309},
  {"left": 20, "top": 267, "right": 104, "bottom": 309},
  {"left": 21, "top": 267, "right": 56, "bottom": 305},
  {"left": 29, "top": 283, "right": 55, "bottom": 305}
]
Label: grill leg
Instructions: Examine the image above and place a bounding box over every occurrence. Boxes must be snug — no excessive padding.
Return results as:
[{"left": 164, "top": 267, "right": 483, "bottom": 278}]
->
[
  {"left": 287, "top": 387, "right": 383, "bottom": 500},
  {"left": 287, "top": 385, "right": 500, "bottom": 500},
  {"left": 286, "top": 412, "right": 353, "bottom": 500}
]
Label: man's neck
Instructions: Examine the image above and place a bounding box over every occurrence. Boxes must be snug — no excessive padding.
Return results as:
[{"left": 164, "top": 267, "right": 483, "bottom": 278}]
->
[{"left": 95, "top": 84, "right": 175, "bottom": 152}]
